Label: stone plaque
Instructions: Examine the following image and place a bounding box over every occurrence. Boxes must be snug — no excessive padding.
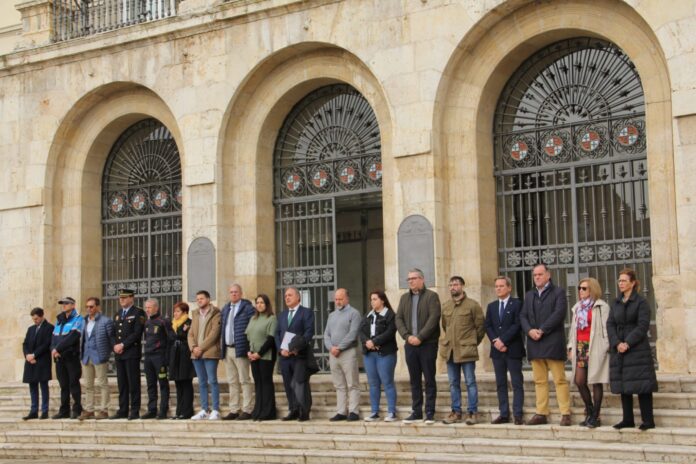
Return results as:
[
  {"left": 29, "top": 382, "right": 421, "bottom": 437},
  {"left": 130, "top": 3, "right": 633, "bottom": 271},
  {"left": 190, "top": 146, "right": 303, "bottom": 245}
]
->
[
  {"left": 398, "top": 215, "right": 435, "bottom": 288},
  {"left": 187, "top": 237, "right": 216, "bottom": 301}
]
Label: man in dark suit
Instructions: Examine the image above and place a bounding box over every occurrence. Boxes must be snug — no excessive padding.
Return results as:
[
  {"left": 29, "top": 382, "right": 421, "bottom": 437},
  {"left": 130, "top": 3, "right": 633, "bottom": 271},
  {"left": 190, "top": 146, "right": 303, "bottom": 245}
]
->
[
  {"left": 485, "top": 276, "right": 525, "bottom": 425},
  {"left": 110, "top": 288, "right": 146, "bottom": 420},
  {"left": 22, "top": 307, "right": 54, "bottom": 420},
  {"left": 520, "top": 263, "right": 571, "bottom": 426},
  {"left": 275, "top": 286, "right": 315, "bottom": 421}
]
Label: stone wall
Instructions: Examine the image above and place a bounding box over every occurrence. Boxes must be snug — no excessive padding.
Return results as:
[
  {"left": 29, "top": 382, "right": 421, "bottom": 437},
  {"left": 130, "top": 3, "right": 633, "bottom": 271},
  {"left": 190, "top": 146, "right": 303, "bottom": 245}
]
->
[{"left": 0, "top": 0, "right": 694, "bottom": 380}]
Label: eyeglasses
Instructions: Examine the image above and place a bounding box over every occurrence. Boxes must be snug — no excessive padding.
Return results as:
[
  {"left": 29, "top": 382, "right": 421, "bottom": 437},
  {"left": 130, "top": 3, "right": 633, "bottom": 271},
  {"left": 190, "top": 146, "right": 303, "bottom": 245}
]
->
[
  {"left": 577, "top": 286, "right": 588, "bottom": 291},
  {"left": 406, "top": 277, "right": 422, "bottom": 281},
  {"left": 85, "top": 305, "right": 96, "bottom": 309}
]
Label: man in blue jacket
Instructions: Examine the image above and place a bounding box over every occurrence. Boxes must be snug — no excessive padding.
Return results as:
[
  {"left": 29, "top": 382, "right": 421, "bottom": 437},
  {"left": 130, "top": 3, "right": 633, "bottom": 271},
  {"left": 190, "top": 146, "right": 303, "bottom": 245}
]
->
[
  {"left": 79, "top": 297, "right": 114, "bottom": 420},
  {"left": 220, "top": 283, "right": 255, "bottom": 420},
  {"left": 520, "top": 263, "right": 571, "bottom": 426},
  {"left": 275, "top": 286, "right": 315, "bottom": 421},
  {"left": 484, "top": 276, "right": 525, "bottom": 425},
  {"left": 51, "top": 296, "right": 84, "bottom": 419}
]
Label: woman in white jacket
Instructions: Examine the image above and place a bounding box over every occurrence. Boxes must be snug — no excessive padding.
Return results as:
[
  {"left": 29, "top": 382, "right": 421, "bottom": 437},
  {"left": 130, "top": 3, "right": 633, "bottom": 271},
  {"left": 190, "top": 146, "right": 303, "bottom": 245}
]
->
[{"left": 567, "top": 277, "right": 610, "bottom": 428}]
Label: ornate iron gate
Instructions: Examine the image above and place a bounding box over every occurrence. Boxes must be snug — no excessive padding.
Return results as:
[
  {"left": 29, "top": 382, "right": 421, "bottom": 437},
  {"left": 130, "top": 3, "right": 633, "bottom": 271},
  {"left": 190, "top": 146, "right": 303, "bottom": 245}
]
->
[
  {"left": 493, "top": 38, "right": 655, "bottom": 332},
  {"left": 101, "top": 118, "right": 182, "bottom": 318},
  {"left": 274, "top": 84, "right": 382, "bottom": 370}
]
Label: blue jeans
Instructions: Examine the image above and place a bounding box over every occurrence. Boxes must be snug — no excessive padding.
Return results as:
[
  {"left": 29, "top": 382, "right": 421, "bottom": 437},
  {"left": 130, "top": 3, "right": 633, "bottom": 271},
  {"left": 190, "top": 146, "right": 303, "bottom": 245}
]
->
[
  {"left": 29, "top": 381, "right": 49, "bottom": 414},
  {"left": 192, "top": 358, "right": 219, "bottom": 412},
  {"left": 363, "top": 352, "right": 397, "bottom": 414},
  {"left": 447, "top": 360, "right": 478, "bottom": 413}
]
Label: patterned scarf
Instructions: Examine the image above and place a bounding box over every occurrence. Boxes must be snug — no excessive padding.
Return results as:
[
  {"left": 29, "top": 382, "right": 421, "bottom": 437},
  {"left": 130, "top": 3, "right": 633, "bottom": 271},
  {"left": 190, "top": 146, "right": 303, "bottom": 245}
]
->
[
  {"left": 171, "top": 313, "right": 190, "bottom": 332},
  {"left": 576, "top": 298, "right": 593, "bottom": 330}
]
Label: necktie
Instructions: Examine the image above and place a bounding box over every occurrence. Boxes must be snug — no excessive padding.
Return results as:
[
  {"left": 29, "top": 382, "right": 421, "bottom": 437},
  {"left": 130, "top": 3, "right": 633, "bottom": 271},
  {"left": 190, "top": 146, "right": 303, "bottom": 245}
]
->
[
  {"left": 499, "top": 301, "right": 505, "bottom": 321},
  {"left": 288, "top": 310, "right": 295, "bottom": 326},
  {"left": 122, "top": 309, "right": 127, "bottom": 319},
  {"left": 227, "top": 304, "right": 236, "bottom": 345}
]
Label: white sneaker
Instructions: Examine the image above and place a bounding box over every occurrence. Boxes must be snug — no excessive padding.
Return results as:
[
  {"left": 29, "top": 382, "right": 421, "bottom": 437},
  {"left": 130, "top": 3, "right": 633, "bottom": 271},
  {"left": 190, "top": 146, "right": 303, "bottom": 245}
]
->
[
  {"left": 208, "top": 410, "right": 220, "bottom": 420},
  {"left": 384, "top": 413, "right": 397, "bottom": 422},
  {"left": 364, "top": 413, "right": 380, "bottom": 422},
  {"left": 191, "top": 410, "right": 208, "bottom": 421}
]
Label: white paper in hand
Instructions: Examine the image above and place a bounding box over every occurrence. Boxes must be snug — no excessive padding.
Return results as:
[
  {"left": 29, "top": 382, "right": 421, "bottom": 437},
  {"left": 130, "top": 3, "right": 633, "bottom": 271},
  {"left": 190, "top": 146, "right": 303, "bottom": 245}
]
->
[{"left": 280, "top": 331, "right": 296, "bottom": 351}]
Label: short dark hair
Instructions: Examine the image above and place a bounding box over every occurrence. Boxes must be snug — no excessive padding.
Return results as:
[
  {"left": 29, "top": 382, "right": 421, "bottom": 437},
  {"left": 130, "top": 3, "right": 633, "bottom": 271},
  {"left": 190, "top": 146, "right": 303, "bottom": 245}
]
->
[
  {"left": 196, "top": 290, "right": 211, "bottom": 298},
  {"left": 449, "top": 276, "right": 465, "bottom": 286},
  {"left": 86, "top": 297, "right": 100, "bottom": 306},
  {"left": 30, "top": 307, "right": 44, "bottom": 317},
  {"left": 173, "top": 301, "right": 190, "bottom": 313}
]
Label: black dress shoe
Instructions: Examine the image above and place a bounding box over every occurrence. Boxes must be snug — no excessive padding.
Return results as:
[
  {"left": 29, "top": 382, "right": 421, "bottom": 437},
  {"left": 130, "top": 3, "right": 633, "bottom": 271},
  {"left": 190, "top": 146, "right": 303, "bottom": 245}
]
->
[
  {"left": 22, "top": 412, "right": 38, "bottom": 421},
  {"left": 128, "top": 414, "right": 140, "bottom": 421},
  {"left": 52, "top": 412, "right": 70, "bottom": 420},
  {"left": 157, "top": 414, "right": 168, "bottom": 420},
  {"left": 491, "top": 415, "right": 510, "bottom": 424},
  {"left": 237, "top": 412, "right": 252, "bottom": 421},
  {"left": 638, "top": 422, "right": 655, "bottom": 431},
  {"left": 282, "top": 412, "right": 299, "bottom": 421},
  {"left": 329, "top": 413, "right": 347, "bottom": 422},
  {"left": 109, "top": 413, "right": 128, "bottom": 420},
  {"left": 347, "top": 412, "right": 359, "bottom": 422},
  {"left": 223, "top": 412, "right": 239, "bottom": 421},
  {"left": 141, "top": 411, "right": 157, "bottom": 420},
  {"left": 514, "top": 416, "right": 524, "bottom": 425},
  {"left": 612, "top": 420, "right": 635, "bottom": 429},
  {"left": 298, "top": 414, "right": 310, "bottom": 422},
  {"left": 40, "top": 412, "right": 49, "bottom": 420}
]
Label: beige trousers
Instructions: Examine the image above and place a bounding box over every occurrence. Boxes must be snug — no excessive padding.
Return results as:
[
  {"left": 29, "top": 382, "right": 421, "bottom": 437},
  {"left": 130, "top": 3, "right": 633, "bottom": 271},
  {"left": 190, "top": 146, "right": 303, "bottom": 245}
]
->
[
  {"left": 83, "top": 361, "right": 110, "bottom": 413},
  {"left": 531, "top": 358, "right": 571, "bottom": 415},
  {"left": 329, "top": 346, "right": 361, "bottom": 415},
  {"left": 224, "top": 349, "right": 254, "bottom": 414}
]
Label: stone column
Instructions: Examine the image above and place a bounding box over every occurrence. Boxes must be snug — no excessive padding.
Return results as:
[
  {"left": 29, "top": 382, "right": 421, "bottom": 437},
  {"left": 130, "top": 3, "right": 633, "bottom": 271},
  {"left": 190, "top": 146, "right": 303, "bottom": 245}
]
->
[{"left": 15, "top": 0, "right": 53, "bottom": 48}]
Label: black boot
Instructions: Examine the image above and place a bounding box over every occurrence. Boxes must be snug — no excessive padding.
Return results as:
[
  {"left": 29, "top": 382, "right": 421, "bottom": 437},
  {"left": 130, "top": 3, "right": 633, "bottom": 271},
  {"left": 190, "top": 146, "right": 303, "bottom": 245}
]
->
[
  {"left": 586, "top": 406, "right": 600, "bottom": 428},
  {"left": 579, "top": 404, "right": 593, "bottom": 427}
]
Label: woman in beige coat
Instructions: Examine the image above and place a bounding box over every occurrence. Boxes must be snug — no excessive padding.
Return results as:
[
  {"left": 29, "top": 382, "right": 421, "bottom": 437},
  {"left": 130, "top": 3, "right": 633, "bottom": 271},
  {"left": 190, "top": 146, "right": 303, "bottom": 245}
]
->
[{"left": 567, "top": 277, "right": 610, "bottom": 428}]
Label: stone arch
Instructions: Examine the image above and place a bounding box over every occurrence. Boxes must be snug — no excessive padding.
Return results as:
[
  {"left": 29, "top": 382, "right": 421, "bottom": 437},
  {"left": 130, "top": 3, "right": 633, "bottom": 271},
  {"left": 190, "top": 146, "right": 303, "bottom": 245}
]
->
[
  {"left": 217, "top": 43, "right": 395, "bottom": 296},
  {"left": 44, "top": 83, "right": 183, "bottom": 309},
  {"left": 434, "top": 0, "right": 679, "bottom": 369}
]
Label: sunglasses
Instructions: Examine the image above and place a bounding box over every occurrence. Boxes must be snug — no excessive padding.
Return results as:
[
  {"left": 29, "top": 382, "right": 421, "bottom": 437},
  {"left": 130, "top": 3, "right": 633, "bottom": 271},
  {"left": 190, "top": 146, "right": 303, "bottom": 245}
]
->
[
  {"left": 577, "top": 286, "right": 588, "bottom": 291},
  {"left": 85, "top": 305, "right": 96, "bottom": 309}
]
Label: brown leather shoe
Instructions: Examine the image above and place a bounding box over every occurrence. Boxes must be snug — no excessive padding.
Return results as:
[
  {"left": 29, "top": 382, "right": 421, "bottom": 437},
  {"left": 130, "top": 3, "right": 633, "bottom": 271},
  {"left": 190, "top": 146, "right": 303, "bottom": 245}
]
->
[
  {"left": 514, "top": 416, "right": 524, "bottom": 425},
  {"left": 559, "top": 414, "right": 572, "bottom": 426},
  {"left": 236, "top": 412, "right": 252, "bottom": 421},
  {"left": 95, "top": 410, "right": 109, "bottom": 420},
  {"left": 526, "top": 414, "right": 548, "bottom": 425},
  {"left": 491, "top": 415, "right": 510, "bottom": 424},
  {"left": 78, "top": 411, "right": 95, "bottom": 421},
  {"left": 442, "top": 411, "right": 462, "bottom": 424}
]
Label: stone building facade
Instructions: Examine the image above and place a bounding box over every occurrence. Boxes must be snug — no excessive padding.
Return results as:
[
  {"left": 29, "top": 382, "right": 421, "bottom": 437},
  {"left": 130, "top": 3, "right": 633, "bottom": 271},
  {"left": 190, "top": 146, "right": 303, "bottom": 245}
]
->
[{"left": 1, "top": 0, "right": 695, "bottom": 380}]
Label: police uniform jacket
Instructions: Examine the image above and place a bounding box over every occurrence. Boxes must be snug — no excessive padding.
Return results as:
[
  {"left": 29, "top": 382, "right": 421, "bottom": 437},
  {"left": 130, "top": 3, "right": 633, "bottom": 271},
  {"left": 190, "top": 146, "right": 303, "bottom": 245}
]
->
[
  {"left": 113, "top": 306, "right": 146, "bottom": 360},
  {"left": 144, "top": 312, "right": 170, "bottom": 360}
]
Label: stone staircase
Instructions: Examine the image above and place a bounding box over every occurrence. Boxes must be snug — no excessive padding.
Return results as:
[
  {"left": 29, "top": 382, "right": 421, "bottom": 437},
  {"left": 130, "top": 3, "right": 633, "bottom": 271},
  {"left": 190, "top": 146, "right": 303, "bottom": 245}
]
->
[{"left": 0, "top": 373, "right": 695, "bottom": 463}]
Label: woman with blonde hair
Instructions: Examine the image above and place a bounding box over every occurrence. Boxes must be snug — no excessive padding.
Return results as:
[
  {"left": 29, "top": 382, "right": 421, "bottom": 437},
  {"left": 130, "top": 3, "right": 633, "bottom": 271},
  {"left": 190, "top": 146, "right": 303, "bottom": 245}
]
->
[{"left": 567, "top": 277, "right": 610, "bottom": 428}]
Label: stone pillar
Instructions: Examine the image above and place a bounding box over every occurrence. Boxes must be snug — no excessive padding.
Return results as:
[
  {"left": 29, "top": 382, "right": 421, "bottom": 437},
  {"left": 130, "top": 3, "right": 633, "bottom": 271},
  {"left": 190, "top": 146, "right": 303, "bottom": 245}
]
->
[{"left": 15, "top": 0, "right": 53, "bottom": 48}]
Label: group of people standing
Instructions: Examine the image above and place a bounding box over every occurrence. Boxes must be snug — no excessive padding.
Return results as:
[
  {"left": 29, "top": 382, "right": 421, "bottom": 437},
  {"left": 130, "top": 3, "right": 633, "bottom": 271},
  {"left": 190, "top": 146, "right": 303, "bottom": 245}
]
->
[{"left": 21, "top": 266, "right": 657, "bottom": 430}]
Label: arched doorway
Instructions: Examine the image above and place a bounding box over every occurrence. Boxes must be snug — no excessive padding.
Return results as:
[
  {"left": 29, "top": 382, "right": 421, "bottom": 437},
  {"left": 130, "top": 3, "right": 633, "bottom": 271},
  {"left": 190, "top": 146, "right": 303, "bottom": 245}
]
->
[
  {"left": 274, "top": 84, "right": 384, "bottom": 370},
  {"left": 101, "top": 118, "right": 183, "bottom": 317},
  {"left": 494, "top": 38, "right": 654, "bottom": 337}
]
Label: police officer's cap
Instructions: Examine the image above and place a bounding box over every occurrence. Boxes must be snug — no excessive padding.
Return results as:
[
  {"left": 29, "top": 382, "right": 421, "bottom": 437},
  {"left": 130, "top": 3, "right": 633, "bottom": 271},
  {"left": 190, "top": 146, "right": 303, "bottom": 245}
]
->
[{"left": 118, "top": 288, "right": 135, "bottom": 298}]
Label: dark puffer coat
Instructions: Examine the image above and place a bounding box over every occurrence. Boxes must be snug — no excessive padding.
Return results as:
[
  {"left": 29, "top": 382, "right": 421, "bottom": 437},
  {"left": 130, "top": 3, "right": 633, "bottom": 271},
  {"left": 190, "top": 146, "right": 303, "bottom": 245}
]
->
[{"left": 606, "top": 290, "right": 658, "bottom": 394}]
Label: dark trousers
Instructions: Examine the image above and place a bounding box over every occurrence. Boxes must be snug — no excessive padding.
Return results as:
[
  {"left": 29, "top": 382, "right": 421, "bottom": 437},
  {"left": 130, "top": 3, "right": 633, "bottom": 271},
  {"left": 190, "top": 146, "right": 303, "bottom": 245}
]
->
[
  {"left": 621, "top": 393, "right": 654, "bottom": 425},
  {"left": 251, "top": 359, "right": 276, "bottom": 420},
  {"left": 492, "top": 356, "right": 524, "bottom": 418},
  {"left": 115, "top": 357, "right": 141, "bottom": 417},
  {"left": 55, "top": 356, "right": 82, "bottom": 415},
  {"left": 280, "top": 357, "right": 312, "bottom": 417},
  {"left": 29, "top": 381, "right": 49, "bottom": 414},
  {"left": 144, "top": 354, "right": 170, "bottom": 415},
  {"left": 174, "top": 379, "right": 194, "bottom": 419},
  {"left": 404, "top": 342, "right": 437, "bottom": 417}
]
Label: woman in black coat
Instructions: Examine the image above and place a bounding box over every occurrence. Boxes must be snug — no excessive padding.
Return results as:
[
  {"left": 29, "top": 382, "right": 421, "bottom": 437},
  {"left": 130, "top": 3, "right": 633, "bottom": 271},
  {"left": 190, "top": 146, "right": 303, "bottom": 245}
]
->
[
  {"left": 22, "top": 307, "right": 54, "bottom": 420},
  {"left": 168, "top": 302, "right": 196, "bottom": 419},
  {"left": 607, "top": 268, "right": 657, "bottom": 430}
]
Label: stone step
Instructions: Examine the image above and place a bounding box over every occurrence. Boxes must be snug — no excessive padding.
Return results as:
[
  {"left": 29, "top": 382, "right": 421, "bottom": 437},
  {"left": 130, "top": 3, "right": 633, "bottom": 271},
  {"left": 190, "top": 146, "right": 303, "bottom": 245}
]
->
[
  {"left": 3, "top": 419, "right": 696, "bottom": 446},
  {"left": 1, "top": 442, "right": 679, "bottom": 464},
  {"left": 0, "top": 423, "right": 694, "bottom": 463}
]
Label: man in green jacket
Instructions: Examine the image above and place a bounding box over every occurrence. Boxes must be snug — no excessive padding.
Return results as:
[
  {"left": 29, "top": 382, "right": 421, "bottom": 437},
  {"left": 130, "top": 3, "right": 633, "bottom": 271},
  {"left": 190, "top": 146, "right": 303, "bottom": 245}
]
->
[
  {"left": 439, "top": 276, "right": 485, "bottom": 425},
  {"left": 395, "top": 268, "right": 441, "bottom": 424}
]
